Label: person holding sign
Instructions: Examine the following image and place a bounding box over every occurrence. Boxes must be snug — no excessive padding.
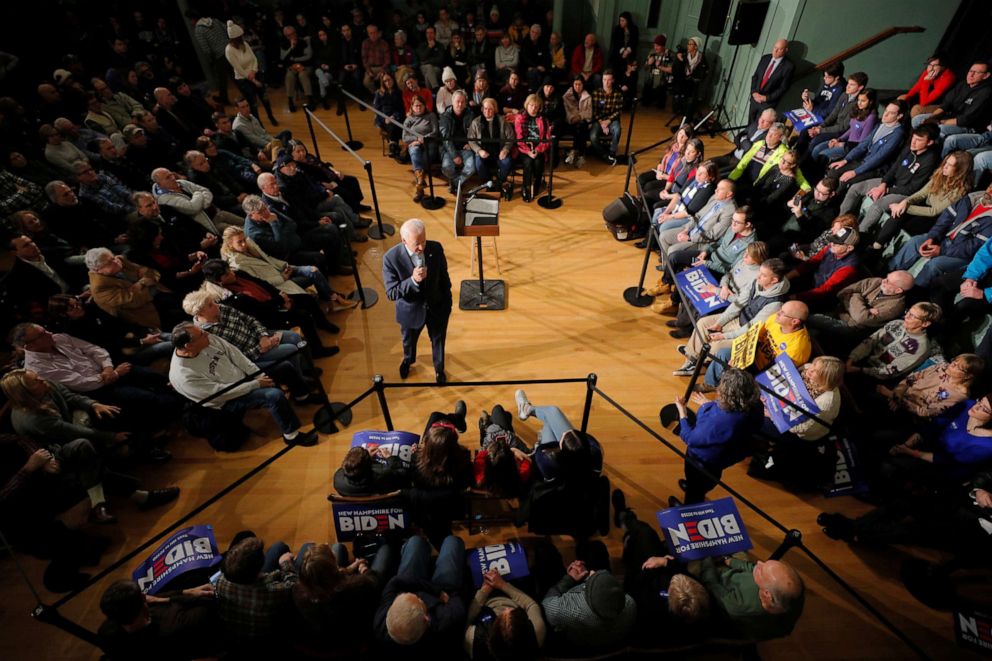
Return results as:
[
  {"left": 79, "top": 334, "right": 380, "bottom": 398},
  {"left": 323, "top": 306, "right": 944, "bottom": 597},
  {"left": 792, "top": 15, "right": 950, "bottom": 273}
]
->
[
  {"left": 675, "top": 369, "right": 764, "bottom": 504},
  {"left": 464, "top": 568, "right": 546, "bottom": 659},
  {"left": 702, "top": 301, "right": 811, "bottom": 390},
  {"left": 514, "top": 389, "right": 603, "bottom": 483},
  {"left": 750, "top": 356, "right": 844, "bottom": 487},
  {"left": 333, "top": 445, "right": 411, "bottom": 496}
]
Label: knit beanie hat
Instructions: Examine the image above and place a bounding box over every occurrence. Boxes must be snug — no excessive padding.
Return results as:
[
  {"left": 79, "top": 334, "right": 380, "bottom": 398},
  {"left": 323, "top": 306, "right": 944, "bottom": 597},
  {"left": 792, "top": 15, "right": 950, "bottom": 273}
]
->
[
  {"left": 442, "top": 66, "right": 457, "bottom": 83},
  {"left": 227, "top": 20, "right": 244, "bottom": 39},
  {"left": 584, "top": 571, "right": 626, "bottom": 619}
]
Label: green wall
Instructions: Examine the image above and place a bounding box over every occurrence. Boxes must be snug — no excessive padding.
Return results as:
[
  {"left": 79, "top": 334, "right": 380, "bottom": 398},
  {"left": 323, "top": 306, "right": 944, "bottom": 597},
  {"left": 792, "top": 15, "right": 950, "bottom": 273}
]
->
[{"left": 588, "top": 0, "right": 960, "bottom": 128}]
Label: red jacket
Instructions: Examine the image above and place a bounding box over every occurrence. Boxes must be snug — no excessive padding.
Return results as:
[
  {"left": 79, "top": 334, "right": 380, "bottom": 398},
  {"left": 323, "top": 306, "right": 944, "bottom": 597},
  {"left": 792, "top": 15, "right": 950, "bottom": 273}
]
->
[
  {"left": 514, "top": 112, "right": 551, "bottom": 157},
  {"left": 792, "top": 245, "right": 860, "bottom": 306},
  {"left": 904, "top": 68, "right": 956, "bottom": 107},
  {"left": 569, "top": 44, "right": 604, "bottom": 78}
]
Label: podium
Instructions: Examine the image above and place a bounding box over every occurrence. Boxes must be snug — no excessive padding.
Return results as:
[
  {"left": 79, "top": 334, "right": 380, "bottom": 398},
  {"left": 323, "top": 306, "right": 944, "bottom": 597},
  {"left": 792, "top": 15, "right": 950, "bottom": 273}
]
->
[{"left": 455, "top": 181, "right": 505, "bottom": 310}]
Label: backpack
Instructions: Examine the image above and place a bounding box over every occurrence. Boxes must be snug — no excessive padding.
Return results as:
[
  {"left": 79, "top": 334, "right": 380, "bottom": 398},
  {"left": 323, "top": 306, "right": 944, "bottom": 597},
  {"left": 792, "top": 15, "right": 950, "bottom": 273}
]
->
[{"left": 603, "top": 192, "right": 646, "bottom": 241}]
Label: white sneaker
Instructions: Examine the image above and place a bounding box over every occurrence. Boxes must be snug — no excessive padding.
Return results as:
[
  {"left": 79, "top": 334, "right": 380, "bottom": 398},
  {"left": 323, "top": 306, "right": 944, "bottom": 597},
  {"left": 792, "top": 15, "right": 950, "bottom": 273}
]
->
[
  {"left": 515, "top": 389, "right": 534, "bottom": 420},
  {"left": 672, "top": 359, "right": 698, "bottom": 377},
  {"left": 564, "top": 149, "right": 575, "bottom": 165},
  {"left": 575, "top": 155, "right": 585, "bottom": 168}
]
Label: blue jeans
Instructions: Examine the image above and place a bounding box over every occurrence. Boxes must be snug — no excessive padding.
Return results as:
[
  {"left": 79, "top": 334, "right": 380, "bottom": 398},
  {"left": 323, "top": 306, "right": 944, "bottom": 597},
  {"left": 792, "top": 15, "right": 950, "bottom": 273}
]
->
[
  {"left": 221, "top": 386, "right": 301, "bottom": 436},
  {"left": 888, "top": 235, "right": 969, "bottom": 287},
  {"left": 255, "top": 330, "right": 311, "bottom": 378},
  {"left": 131, "top": 333, "right": 174, "bottom": 364},
  {"left": 397, "top": 535, "right": 464, "bottom": 591},
  {"left": 652, "top": 214, "right": 691, "bottom": 233},
  {"left": 331, "top": 541, "right": 395, "bottom": 577},
  {"left": 590, "top": 119, "right": 621, "bottom": 157},
  {"left": 260, "top": 541, "right": 309, "bottom": 572},
  {"left": 704, "top": 347, "right": 733, "bottom": 387},
  {"left": 290, "top": 265, "right": 332, "bottom": 300},
  {"left": 409, "top": 141, "right": 438, "bottom": 172},
  {"left": 811, "top": 140, "right": 846, "bottom": 162},
  {"left": 531, "top": 405, "right": 576, "bottom": 447},
  {"left": 475, "top": 153, "right": 511, "bottom": 182},
  {"left": 942, "top": 130, "right": 992, "bottom": 157},
  {"left": 912, "top": 112, "right": 975, "bottom": 139},
  {"left": 975, "top": 148, "right": 992, "bottom": 181},
  {"left": 442, "top": 148, "right": 476, "bottom": 186}
]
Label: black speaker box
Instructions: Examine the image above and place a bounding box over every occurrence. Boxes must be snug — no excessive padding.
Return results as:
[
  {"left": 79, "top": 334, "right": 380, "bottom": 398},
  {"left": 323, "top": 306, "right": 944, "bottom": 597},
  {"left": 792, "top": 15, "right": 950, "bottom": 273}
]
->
[
  {"left": 698, "top": 0, "right": 731, "bottom": 36},
  {"left": 728, "top": 0, "right": 771, "bottom": 45}
]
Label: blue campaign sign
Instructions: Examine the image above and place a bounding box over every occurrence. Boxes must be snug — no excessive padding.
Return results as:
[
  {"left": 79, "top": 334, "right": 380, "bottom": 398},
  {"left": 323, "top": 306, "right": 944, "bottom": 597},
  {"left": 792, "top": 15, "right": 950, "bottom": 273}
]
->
[
  {"left": 656, "top": 497, "right": 752, "bottom": 561},
  {"left": 466, "top": 542, "right": 530, "bottom": 588},
  {"left": 954, "top": 606, "right": 992, "bottom": 654},
  {"left": 756, "top": 354, "right": 820, "bottom": 433},
  {"left": 332, "top": 503, "right": 409, "bottom": 542},
  {"left": 675, "top": 265, "right": 730, "bottom": 316},
  {"left": 825, "top": 435, "right": 869, "bottom": 498},
  {"left": 133, "top": 525, "right": 222, "bottom": 595},
  {"left": 351, "top": 430, "right": 420, "bottom": 468},
  {"left": 783, "top": 108, "right": 823, "bottom": 130}
]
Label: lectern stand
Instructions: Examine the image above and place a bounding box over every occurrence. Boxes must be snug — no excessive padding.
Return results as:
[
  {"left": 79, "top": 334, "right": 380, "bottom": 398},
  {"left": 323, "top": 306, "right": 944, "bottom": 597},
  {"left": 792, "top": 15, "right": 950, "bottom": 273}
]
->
[{"left": 455, "top": 181, "right": 505, "bottom": 310}]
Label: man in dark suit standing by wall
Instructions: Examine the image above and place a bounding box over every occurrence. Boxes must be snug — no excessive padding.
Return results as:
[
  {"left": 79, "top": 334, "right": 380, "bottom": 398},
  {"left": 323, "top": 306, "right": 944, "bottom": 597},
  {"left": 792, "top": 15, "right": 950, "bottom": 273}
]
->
[
  {"left": 749, "top": 39, "right": 794, "bottom": 120},
  {"left": 383, "top": 219, "right": 453, "bottom": 383}
]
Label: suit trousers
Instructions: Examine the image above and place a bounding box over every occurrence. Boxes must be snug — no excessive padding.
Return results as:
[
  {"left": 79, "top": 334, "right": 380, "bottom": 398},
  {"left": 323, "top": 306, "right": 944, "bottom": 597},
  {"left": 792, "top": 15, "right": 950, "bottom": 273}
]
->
[{"left": 402, "top": 311, "right": 449, "bottom": 373}]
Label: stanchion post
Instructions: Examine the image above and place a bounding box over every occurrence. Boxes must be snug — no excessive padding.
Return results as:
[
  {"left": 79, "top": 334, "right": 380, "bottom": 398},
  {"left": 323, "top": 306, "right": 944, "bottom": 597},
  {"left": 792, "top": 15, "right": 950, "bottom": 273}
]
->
[
  {"left": 420, "top": 135, "right": 446, "bottom": 210},
  {"left": 537, "top": 134, "right": 562, "bottom": 209},
  {"left": 338, "top": 223, "right": 378, "bottom": 308},
  {"left": 622, "top": 97, "right": 638, "bottom": 163},
  {"left": 303, "top": 105, "right": 321, "bottom": 162},
  {"left": 770, "top": 530, "right": 804, "bottom": 560},
  {"left": 685, "top": 343, "right": 710, "bottom": 398},
  {"left": 33, "top": 604, "right": 103, "bottom": 648},
  {"left": 363, "top": 160, "right": 394, "bottom": 239},
  {"left": 580, "top": 373, "right": 598, "bottom": 434},
  {"left": 623, "top": 153, "right": 636, "bottom": 194},
  {"left": 373, "top": 375, "right": 394, "bottom": 431},
  {"left": 339, "top": 94, "right": 364, "bottom": 151},
  {"left": 622, "top": 215, "right": 657, "bottom": 307}
]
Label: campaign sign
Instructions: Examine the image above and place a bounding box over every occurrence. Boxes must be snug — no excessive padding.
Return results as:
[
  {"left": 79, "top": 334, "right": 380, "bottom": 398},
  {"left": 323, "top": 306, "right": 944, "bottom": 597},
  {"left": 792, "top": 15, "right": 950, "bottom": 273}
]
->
[
  {"left": 332, "top": 503, "right": 409, "bottom": 542},
  {"left": 133, "top": 525, "right": 221, "bottom": 595},
  {"left": 730, "top": 322, "right": 761, "bottom": 369},
  {"left": 675, "top": 266, "right": 730, "bottom": 316},
  {"left": 466, "top": 542, "right": 530, "bottom": 588},
  {"left": 351, "top": 430, "right": 419, "bottom": 468},
  {"left": 825, "top": 435, "right": 869, "bottom": 498},
  {"left": 656, "top": 497, "right": 752, "bottom": 561},
  {"left": 784, "top": 108, "right": 823, "bottom": 130},
  {"left": 954, "top": 606, "right": 992, "bottom": 654},
  {"left": 756, "top": 354, "right": 821, "bottom": 433}
]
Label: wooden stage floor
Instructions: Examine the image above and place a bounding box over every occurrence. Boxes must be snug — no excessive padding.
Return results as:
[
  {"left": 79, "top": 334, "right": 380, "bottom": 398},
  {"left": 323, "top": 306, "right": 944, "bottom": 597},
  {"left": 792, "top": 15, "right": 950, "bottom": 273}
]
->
[{"left": 0, "top": 95, "right": 980, "bottom": 659}]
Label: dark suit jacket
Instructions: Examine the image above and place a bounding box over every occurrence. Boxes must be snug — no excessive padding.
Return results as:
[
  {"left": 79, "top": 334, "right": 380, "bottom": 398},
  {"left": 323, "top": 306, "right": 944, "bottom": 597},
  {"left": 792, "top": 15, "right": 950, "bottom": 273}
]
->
[
  {"left": 750, "top": 54, "right": 794, "bottom": 106},
  {"left": 382, "top": 240, "right": 452, "bottom": 329}
]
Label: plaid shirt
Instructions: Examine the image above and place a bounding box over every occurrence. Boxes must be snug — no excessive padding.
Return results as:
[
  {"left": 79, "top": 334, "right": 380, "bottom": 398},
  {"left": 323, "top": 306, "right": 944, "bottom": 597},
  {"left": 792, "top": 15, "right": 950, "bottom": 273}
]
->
[
  {"left": 0, "top": 170, "right": 47, "bottom": 216},
  {"left": 78, "top": 172, "right": 134, "bottom": 217},
  {"left": 361, "top": 37, "right": 391, "bottom": 70},
  {"left": 217, "top": 563, "right": 297, "bottom": 641},
  {"left": 591, "top": 88, "right": 623, "bottom": 122},
  {"left": 199, "top": 304, "right": 268, "bottom": 361}
]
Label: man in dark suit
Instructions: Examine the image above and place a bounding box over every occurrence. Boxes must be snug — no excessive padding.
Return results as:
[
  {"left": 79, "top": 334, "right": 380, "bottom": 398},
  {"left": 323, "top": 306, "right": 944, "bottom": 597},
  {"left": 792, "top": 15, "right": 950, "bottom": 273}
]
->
[
  {"left": 712, "top": 107, "right": 778, "bottom": 173},
  {"left": 748, "top": 39, "right": 794, "bottom": 120},
  {"left": 383, "top": 219, "right": 453, "bottom": 383}
]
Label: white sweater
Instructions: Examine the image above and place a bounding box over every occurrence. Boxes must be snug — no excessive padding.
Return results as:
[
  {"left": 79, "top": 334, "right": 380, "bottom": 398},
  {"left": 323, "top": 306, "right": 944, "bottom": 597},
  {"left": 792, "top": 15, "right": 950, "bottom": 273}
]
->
[
  {"left": 225, "top": 43, "right": 258, "bottom": 80},
  {"left": 169, "top": 334, "right": 260, "bottom": 408}
]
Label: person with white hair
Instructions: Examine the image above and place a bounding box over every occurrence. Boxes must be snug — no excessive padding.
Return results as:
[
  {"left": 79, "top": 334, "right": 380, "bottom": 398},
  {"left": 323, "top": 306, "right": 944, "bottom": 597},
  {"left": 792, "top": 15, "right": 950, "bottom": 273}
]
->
[
  {"left": 382, "top": 219, "right": 452, "bottom": 383},
  {"left": 150, "top": 167, "right": 242, "bottom": 235},
  {"left": 85, "top": 246, "right": 177, "bottom": 329}
]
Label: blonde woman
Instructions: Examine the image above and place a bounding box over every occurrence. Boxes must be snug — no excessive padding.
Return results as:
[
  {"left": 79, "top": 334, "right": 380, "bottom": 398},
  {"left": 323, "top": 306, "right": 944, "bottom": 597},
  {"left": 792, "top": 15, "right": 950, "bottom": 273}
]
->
[
  {"left": 750, "top": 356, "right": 844, "bottom": 487},
  {"left": 220, "top": 227, "right": 356, "bottom": 312}
]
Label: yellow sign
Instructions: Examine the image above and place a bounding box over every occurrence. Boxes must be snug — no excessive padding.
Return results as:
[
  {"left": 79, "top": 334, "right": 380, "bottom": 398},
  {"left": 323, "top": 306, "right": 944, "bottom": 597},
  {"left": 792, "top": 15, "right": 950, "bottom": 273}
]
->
[{"left": 729, "top": 322, "right": 761, "bottom": 369}]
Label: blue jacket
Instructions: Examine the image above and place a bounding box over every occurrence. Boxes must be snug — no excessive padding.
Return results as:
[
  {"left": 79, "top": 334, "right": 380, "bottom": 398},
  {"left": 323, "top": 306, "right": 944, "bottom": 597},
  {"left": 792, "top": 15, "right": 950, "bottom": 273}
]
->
[
  {"left": 963, "top": 239, "right": 992, "bottom": 302},
  {"left": 244, "top": 207, "right": 302, "bottom": 260},
  {"left": 680, "top": 401, "right": 764, "bottom": 469},
  {"left": 844, "top": 123, "right": 905, "bottom": 176},
  {"left": 382, "top": 240, "right": 452, "bottom": 328},
  {"left": 928, "top": 191, "right": 992, "bottom": 262},
  {"left": 811, "top": 80, "right": 845, "bottom": 119}
]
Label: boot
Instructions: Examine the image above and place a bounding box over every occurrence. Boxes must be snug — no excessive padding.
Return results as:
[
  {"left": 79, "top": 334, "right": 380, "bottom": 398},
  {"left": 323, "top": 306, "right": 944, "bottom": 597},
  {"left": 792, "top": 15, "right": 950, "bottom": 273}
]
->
[
  {"left": 261, "top": 99, "right": 279, "bottom": 126},
  {"left": 379, "top": 127, "right": 391, "bottom": 141},
  {"left": 643, "top": 279, "right": 672, "bottom": 297},
  {"left": 288, "top": 97, "right": 297, "bottom": 113},
  {"left": 322, "top": 94, "right": 331, "bottom": 110},
  {"left": 413, "top": 170, "right": 426, "bottom": 203},
  {"left": 651, "top": 299, "right": 678, "bottom": 315},
  {"left": 336, "top": 96, "right": 346, "bottom": 116}
]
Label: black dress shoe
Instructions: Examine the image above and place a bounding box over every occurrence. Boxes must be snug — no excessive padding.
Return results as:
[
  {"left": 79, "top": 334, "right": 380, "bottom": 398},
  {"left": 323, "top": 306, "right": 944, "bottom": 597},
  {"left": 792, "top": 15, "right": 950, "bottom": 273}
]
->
[
  {"left": 285, "top": 428, "right": 319, "bottom": 447},
  {"left": 453, "top": 399, "right": 467, "bottom": 431},
  {"left": 399, "top": 361, "right": 411, "bottom": 379},
  {"left": 139, "top": 487, "right": 180, "bottom": 511},
  {"left": 522, "top": 189, "right": 532, "bottom": 203},
  {"left": 91, "top": 503, "right": 117, "bottom": 524},
  {"left": 668, "top": 495, "right": 683, "bottom": 507},
  {"left": 143, "top": 447, "right": 173, "bottom": 464},
  {"left": 435, "top": 370, "right": 446, "bottom": 384},
  {"left": 669, "top": 327, "right": 692, "bottom": 339},
  {"left": 293, "top": 392, "right": 327, "bottom": 405},
  {"left": 358, "top": 204, "right": 372, "bottom": 212},
  {"left": 634, "top": 239, "right": 648, "bottom": 249},
  {"left": 678, "top": 478, "right": 688, "bottom": 492},
  {"left": 665, "top": 320, "right": 681, "bottom": 328},
  {"left": 312, "top": 346, "right": 340, "bottom": 358}
]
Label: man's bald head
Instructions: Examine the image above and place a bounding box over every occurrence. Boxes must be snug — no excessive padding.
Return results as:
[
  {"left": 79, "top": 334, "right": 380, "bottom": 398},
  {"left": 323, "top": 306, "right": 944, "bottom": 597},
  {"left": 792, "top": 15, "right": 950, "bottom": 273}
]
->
[
  {"left": 385, "top": 592, "right": 429, "bottom": 645},
  {"left": 781, "top": 300, "right": 808, "bottom": 322},
  {"left": 753, "top": 560, "right": 803, "bottom": 614},
  {"left": 772, "top": 39, "right": 789, "bottom": 58},
  {"left": 257, "top": 172, "right": 279, "bottom": 196}
]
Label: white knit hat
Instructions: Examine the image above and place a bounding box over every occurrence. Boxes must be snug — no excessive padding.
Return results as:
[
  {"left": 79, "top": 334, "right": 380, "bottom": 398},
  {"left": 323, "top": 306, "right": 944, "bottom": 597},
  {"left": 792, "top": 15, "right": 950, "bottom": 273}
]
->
[
  {"left": 227, "top": 20, "right": 244, "bottom": 39},
  {"left": 442, "top": 66, "right": 457, "bottom": 82}
]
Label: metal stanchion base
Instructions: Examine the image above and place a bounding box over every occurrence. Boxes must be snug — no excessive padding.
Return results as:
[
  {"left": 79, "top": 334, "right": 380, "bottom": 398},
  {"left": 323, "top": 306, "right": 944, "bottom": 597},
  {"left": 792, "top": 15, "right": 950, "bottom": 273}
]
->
[
  {"left": 421, "top": 196, "right": 446, "bottom": 210},
  {"left": 537, "top": 194, "right": 562, "bottom": 209},
  {"left": 344, "top": 140, "right": 364, "bottom": 150},
  {"left": 623, "top": 286, "right": 654, "bottom": 307},
  {"left": 367, "top": 224, "right": 395, "bottom": 239},
  {"left": 313, "top": 402, "right": 353, "bottom": 434},
  {"left": 348, "top": 288, "right": 379, "bottom": 309},
  {"left": 459, "top": 280, "right": 506, "bottom": 310}
]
